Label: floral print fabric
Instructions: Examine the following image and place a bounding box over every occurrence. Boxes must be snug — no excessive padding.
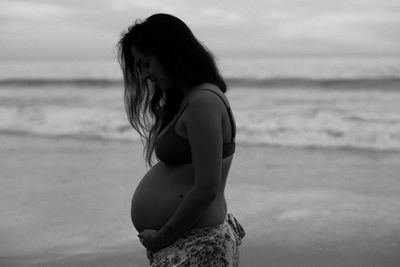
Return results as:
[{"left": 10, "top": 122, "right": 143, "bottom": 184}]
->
[{"left": 147, "top": 214, "right": 245, "bottom": 267}]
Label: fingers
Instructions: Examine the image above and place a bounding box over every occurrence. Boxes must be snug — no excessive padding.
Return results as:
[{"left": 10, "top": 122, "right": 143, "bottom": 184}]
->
[{"left": 138, "top": 233, "right": 144, "bottom": 245}]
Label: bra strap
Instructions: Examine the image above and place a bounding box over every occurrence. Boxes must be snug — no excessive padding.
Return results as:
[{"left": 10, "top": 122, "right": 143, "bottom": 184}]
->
[
  {"left": 197, "top": 88, "right": 236, "bottom": 143},
  {"left": 171, "top": 103, "right": 189, "bottom": 127}
]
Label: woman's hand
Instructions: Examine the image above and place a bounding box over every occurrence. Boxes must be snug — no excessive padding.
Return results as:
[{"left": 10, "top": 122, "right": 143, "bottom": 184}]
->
[{"left": 138, "top": 229, "right": 174, "bottom": 252}]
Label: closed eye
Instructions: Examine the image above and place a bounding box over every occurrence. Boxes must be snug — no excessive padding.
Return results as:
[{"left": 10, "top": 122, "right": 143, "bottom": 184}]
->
[
  {"left": 137, "top": 57, "right": 150, "bottom": 69},
  {"left": 141, "top": 61, "right": 150, "bottom": 68}
]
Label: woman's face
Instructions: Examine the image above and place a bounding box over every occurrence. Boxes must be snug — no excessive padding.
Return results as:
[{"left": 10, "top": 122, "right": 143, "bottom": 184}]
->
[{"left": 131, "top": 46, "right": 172, "bottom": 91}]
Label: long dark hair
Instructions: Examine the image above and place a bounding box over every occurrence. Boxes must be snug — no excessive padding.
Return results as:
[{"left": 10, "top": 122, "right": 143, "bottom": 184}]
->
[{"left": 117, "top": 13, "right": 227, "bottom": 167}]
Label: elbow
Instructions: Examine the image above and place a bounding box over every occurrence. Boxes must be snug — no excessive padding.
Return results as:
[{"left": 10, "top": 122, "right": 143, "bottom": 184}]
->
[
  {"left": 204, "top": 189, "right": 218, "bottom": 202},
  {"left": 196, "top": 191, "right": 217, "bottom": 208},
  {"left": 194, "top": 184, "right": 219, "bottom": 204},
  {"left": 191, "top": 173, "right": 221, "bottom": 204}
]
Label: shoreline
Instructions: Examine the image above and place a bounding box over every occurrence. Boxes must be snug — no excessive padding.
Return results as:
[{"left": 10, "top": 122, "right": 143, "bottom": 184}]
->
[
  {"left": 2, "top": 130, "right": 400, "bottom": 155},
  {"left": 1, "top": 134, "right": 400, "bottom": 267}
]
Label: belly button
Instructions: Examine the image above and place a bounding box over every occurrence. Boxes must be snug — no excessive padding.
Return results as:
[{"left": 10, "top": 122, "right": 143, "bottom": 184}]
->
[{"left": 179, "top": 194, "right": 184, "bottom": 198}]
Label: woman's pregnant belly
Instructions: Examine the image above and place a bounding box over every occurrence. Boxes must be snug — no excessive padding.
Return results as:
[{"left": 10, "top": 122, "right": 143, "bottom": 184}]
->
[{"left": 131, "top": 161, "right": 194, "bottom": 232}]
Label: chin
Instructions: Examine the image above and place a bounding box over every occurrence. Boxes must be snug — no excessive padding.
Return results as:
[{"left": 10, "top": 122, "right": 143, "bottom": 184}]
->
[{"left": 160, "top": 84, "right": 173, "bottom": 92}]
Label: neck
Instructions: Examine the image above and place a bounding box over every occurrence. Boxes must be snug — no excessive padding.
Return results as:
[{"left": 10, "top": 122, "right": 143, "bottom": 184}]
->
[
  {"left": 180, "top": 86, "right": 195, "bottom": 97},
  {"left": 174, "top": 81, "right": 194, "bottom": 97}
]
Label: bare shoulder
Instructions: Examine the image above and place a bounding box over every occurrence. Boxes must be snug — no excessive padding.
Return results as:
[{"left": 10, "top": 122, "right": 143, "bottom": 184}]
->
[
  {"left": 182, "top": 86, "right": 225, "bottom": 149},
  {"left": 184, "top": 85, "right": 228, "bottom": 115}
]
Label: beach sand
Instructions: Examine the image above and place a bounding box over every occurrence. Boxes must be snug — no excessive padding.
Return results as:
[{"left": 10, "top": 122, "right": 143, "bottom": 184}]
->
[{"left": 1, "top": 134, "right": 400, "bottom": 267}]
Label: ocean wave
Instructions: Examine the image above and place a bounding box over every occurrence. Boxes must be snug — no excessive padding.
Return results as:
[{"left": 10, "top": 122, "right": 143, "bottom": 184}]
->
[
  {"left": 0, "top": 78, "right": 123, "bottom": 87},
  {"left": 1, "top": 78, "right": 400, "bottom": 152},
  {"left": 1, "top": 128, "right": 399, "bottom": 152},
  {"left": 1, "top": 77, "right": 400, "bottom": 89},
  {"left": 226, "top": 77, "right": 400, "bottom": 89}
]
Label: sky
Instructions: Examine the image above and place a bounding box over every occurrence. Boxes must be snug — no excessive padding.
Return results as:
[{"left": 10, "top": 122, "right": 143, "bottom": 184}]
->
[{"left": 1, "top": 0, "right": 400, "bottom": 61}]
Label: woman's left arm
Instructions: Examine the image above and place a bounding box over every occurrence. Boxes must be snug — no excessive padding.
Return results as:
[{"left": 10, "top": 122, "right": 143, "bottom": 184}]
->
[{"left": 139, "top": 91, "right": 224, "bottom": 251}]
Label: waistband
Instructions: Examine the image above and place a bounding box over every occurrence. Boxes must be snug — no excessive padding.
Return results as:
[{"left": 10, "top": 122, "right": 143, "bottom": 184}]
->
[{"left": 183, "top": 213, "right": 245, "bottom": 240}]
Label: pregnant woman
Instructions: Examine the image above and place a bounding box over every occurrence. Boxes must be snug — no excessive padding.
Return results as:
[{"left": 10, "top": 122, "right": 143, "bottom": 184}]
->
[{"left": 117, "top": 14, "right": 245, "bottom": 266}]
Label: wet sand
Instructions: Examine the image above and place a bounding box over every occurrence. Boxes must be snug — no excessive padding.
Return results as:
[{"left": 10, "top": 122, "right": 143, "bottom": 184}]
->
[{"left": 1, "top": 134, "right": 400, "bottom": 266}]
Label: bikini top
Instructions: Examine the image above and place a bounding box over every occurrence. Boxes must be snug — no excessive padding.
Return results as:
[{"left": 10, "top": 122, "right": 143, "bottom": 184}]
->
[{"left": 155, "top": 88, "right": 236, "bottom": 165}]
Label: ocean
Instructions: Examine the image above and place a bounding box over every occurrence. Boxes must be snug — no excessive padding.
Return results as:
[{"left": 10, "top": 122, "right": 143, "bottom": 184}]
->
[
  {"left": 1, "top": 57, "right": 400, "bottom": 266},
  {"left": 1, "top": 56, "right": 400, "bottom": 151}
]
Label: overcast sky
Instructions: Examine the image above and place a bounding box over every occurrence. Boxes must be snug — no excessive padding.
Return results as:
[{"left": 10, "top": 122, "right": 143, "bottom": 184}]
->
[{"left": 1, "top": 0, "right": 399, "bottom": 61}]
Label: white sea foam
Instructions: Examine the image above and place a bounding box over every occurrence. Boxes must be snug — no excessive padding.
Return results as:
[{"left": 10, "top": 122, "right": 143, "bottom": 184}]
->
[
  {"left": 230, "top": 87, "right": 400, "bottom": 151},
  {"left": 1, "top": 58, "right": 400, "bottom": 151}
]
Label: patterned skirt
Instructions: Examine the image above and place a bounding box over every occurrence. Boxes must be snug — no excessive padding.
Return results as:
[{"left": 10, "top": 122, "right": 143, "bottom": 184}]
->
[{"left": 147, "top": 213, "right": 246, "bottom": 267}]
